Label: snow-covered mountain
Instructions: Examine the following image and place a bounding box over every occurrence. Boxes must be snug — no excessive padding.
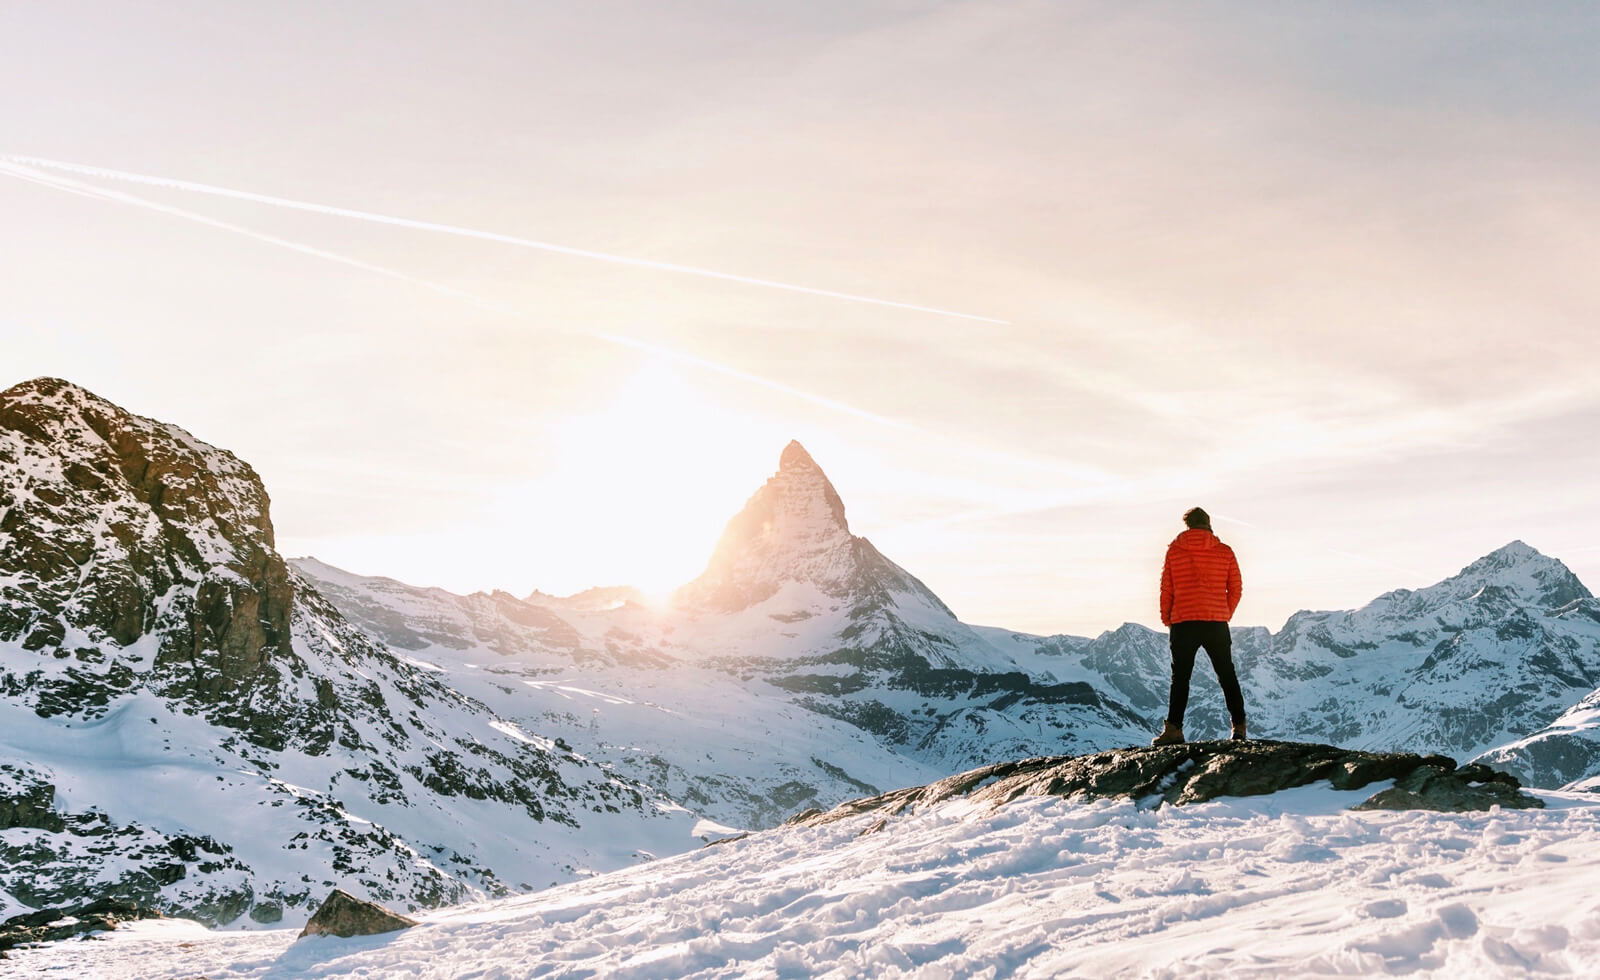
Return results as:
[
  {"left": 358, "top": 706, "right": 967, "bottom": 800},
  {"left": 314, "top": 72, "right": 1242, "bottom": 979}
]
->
[
  {"left": 1478, "top": 665, "right": 1600, "bottom": 792},
  {"left": 0, "top": 379, "right": 697, "bottom": 928},
  {"left": 293, "top": 443, "right": 1165, "bottom": 830},
  {"left": 1191, "top": 543, "right": 1600, "bottom": 763},
  {"left": 299, "top": 441, "right": 1600, "bottom": 819},
  {"left": 7, "top": 375, "right": 1599, "bottom": 941}
]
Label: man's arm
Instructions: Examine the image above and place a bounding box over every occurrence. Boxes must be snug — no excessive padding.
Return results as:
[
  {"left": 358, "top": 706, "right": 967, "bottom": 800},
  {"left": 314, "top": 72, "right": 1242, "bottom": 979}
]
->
[
  {"left": 1160, "top": 553, "right": 1174, "bottom": 627},
  {"left": 1226, "top": 548, "right": 1243, "bottom": 619}
]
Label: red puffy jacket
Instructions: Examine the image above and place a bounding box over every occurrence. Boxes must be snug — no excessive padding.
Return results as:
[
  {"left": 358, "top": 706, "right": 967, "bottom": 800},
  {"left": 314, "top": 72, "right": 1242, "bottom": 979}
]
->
[{"left": 1160, "top": 528, "right": 1242, "bottom": 626}]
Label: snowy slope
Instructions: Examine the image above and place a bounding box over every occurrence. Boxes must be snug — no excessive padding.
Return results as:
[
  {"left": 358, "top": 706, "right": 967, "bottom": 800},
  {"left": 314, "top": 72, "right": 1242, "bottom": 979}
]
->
[
  {"left": 20, "top": 782, "right": 1600, "bottom": 977},
  {"left": 1478, "top": 674, "right": 1600, "bottom": 791},
  {"left": 0, "top": 379, "right": 699, "bottom": 928}
]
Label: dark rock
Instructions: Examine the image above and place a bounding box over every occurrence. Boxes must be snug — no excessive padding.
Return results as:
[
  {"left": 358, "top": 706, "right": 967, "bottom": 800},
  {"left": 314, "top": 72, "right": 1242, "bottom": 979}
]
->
[
  {"left": 0, "top": 768, "right": 66, "bottom": 832},
  {"left": 0, "top": 897, "right": 162, "bottom": 952},
  {"left": 0, "top": 378, "right": 295, "bottom": 729},
  {"left": 298, "top": 889, "right": 417, "bottom": 939},
  {"left": 249, "top": 901, "right": 284, "bottom": 924},
  {"left": 1354, "top": 761, "right": 1543, "bottom": 812},
  {"left": 785, "top": 740, "right": 1544, "bottom": 832}
]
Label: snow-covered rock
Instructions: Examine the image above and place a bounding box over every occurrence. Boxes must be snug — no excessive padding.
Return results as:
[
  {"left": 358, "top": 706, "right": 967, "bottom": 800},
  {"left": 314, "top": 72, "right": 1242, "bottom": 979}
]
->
[{"left": 0, "top": 379, "right": 697, "bottom": 928}]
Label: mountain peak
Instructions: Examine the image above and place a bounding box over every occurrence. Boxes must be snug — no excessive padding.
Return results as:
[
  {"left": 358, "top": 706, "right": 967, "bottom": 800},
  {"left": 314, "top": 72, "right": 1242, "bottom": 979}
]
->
[
  {"left": 672, "top": 443, "right": 857, "bottom": 612},
  {"left": 1483, "top": 540, "right": 1539, "bottom": 562},
  {"left": 779, "top": 439, "right": 819, "bottom": 472},
  {"left": 767, "top": 440, "right": 849, "bottom": 533},
  {"left": 1458, "top": 540, "right": 1590, "bottom": 608}
]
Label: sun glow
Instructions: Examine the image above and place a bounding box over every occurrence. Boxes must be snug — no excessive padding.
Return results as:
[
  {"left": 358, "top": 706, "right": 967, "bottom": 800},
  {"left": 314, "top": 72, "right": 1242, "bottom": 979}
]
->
[{"left": 513, "top": 359, "right": 781, "bottom": 603}]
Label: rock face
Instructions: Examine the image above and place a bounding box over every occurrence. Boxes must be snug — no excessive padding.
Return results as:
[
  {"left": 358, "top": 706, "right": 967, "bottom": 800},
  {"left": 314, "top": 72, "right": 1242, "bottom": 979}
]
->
[
  {"left": 0, "top": 377, "right": 292, "bottom": 737},
  {"left": 0, "top": 379, "right": 698, "bottom": 929},
  {"left": 785, "top": 740, "right": 1544, "bottom": 832},
  {"left": 298, "top": 889, "right": 416, "bottom": 939}
]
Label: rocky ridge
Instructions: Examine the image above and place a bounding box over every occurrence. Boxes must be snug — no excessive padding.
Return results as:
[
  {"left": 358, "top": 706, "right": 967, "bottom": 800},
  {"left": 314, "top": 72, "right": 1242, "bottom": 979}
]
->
[{"left": 785, "top": 740, "right": 1544, "bottom": 833}]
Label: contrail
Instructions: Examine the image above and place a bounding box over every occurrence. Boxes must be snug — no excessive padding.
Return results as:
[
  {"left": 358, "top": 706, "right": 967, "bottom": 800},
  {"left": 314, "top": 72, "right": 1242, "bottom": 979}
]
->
[
  {"left": 1, "top": 154, "right": 1009, "bottom": 325},
  {"left": 0, "top": 159, "right": 515, "bottom": 315},
  {"left": 0, "top": 157, "right": 1111, "bottom": 479},
  {"left": 2, "top": 156, "right": 1097, "bottom": 466}
]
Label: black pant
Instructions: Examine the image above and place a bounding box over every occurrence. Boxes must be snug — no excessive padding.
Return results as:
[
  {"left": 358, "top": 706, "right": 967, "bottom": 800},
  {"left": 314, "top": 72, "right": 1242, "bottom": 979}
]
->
[{"left": 1167, "top": 621, "right": 1245, "bottom": 728}]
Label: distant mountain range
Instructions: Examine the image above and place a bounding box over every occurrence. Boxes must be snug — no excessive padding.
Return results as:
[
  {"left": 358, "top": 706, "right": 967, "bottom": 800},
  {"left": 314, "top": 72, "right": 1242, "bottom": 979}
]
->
[{"left": 3, "top": 377, "right": 1598, "bottom": 928}]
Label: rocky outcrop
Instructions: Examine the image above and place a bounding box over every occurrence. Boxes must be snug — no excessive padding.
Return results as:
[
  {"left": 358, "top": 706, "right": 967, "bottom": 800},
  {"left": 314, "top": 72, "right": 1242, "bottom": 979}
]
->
[
  {"left": 0, "top": 377, "right": 292, "bottom": 734},
  {"left": 785, "top": 741, "right": 1544, "bottom": 832},
  {"left": 0, "top": 762, "right": 255, "bottom": 925},
  {"left": 1353, "top": 761, "right": 1536, "bottom": 812},
  {"left": 299, "top": 889, "right": 417, "bottom": 939},
  {"left": 0, "top": 897, "right": 161, "bottom": 953}
]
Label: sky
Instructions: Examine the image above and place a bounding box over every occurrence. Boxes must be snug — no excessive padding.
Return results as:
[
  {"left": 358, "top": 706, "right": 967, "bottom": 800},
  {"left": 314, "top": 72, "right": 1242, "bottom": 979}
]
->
[{"left": 2, "top": 1, "right": 1597, "bottom": 636}]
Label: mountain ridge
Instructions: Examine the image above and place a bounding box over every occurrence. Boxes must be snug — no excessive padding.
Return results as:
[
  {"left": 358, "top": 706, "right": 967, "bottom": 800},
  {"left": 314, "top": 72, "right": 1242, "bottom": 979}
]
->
[{"left": 0, "top": 378, "right": 698, "bottom": 928}]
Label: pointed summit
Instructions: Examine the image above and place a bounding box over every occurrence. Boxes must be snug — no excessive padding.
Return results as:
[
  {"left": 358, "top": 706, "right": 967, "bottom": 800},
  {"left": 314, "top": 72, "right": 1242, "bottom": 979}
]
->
[
  {"left": 779, "top": 439, "right": 819, "bottom": 471},
  {"left": 673, "top": 442, "right": 947, "bottom": 618},
  {"left": 767, "top": 440, "right": 849, "bottom": 533}
]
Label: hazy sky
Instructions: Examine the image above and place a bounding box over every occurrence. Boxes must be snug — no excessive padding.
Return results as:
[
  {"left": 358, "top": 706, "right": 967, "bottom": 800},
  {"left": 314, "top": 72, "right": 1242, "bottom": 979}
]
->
[{"left": 3, "top": 2, "right": 1597, "bottom": 636}]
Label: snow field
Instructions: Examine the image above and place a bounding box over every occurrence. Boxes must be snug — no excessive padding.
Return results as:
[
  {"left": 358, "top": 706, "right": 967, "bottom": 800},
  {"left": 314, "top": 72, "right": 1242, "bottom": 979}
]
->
[{"left": 15, "top": 786, "right": 1600, "bottom": 978}]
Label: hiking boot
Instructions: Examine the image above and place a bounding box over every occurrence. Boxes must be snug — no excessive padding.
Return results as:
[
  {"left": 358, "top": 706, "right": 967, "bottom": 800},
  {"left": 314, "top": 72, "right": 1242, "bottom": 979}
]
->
[
  {"left": 1230, "top": 719, "right": 1248, "bottom": 741},
  {"left": 1150, "top": 721, "right": 1185, "bottom": 746}
]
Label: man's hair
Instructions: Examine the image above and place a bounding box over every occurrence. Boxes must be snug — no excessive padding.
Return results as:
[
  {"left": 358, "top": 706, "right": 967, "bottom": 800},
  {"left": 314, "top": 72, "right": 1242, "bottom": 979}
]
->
[{"left": 1183, "top": 507, "right": 1211, "bottom": 530}]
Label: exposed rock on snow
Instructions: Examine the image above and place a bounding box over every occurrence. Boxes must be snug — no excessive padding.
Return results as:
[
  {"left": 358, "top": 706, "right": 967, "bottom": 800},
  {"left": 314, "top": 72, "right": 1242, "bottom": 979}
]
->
[
  {"left": 0, "top": 896, "right": 161, "bottom": 953},
  {"left": 1354, "top": 761, "right": 1539, "bottom": 813},
  {"left": 297, "top": 890, "right": 415, "bottom": 939},
  {"left": 786, "top": 740, "right": 1543, "bottom": 830}
]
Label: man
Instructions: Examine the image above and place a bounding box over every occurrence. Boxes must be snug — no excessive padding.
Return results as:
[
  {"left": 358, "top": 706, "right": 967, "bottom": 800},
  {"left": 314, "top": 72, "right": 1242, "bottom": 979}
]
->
[{"left": 1152, "top": 507, "right": 1246, "bottom": 745}]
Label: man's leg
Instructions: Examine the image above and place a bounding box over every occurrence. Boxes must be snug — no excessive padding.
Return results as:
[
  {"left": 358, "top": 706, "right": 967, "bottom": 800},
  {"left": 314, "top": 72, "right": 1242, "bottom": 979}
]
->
[
  {"left": 1167, "top": 622, "right": 1202, "bottom": 728},
  {"left": 1199, "top": 622, "right": 1247, "bottom": 730}
]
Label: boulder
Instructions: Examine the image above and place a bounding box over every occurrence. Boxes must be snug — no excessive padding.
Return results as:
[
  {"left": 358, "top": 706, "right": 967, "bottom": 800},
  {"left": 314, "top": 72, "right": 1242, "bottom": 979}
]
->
[{"left": 298, "top": 889, "right": 417, "bottom": 939}]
